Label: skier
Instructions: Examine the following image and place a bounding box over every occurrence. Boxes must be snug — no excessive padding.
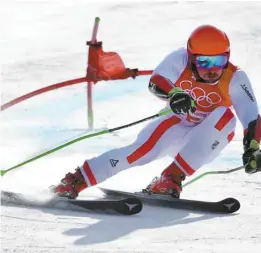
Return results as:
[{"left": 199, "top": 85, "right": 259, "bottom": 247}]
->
[{"left": 52, "top": 24, "right": 261, "bottom": 199}]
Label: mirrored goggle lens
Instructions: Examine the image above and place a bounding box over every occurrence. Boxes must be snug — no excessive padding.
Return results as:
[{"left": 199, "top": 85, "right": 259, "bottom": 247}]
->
[{"left": 195, "top": 55, "right": 228, "bottom": 69}]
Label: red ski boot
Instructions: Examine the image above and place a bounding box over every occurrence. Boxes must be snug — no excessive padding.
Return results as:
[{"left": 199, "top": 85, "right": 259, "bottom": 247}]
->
[
  {"left": 51, "top": 167, "right": 87, "bottom": 199},
  {"left": 144, "top": 163, "right": 186, "bottom": 198}
]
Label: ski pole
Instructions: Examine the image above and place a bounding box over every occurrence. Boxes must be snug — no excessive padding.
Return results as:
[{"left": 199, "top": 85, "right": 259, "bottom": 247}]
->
[
  {"left": 183, "top": 165, "right": 244, "bottom": 187},
  {"left": 1, "top": 109, "right": 172, "bottom": 176}
]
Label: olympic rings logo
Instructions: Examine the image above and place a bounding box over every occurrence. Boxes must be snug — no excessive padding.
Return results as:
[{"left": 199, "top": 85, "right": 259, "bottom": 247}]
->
[{"left": 179, "top": 80, "right": 222, "bottom": 108}]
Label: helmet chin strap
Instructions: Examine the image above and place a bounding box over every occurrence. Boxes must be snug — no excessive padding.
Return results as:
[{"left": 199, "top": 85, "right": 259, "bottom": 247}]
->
[{"left": 190, "top": 63, "right": 223, "bottom": 84}]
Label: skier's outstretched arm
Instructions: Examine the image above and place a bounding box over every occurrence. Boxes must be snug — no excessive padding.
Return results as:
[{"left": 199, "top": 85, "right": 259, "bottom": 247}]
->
[{"left": 229, "top": 70, "right": 261, "bottom": 173}]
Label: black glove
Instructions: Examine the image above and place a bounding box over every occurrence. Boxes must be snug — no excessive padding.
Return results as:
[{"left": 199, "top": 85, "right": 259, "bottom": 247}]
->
[
  {"left": 242, "top": 118, "right": 261, "bottom": 174},
  {"left": 168, "top": 87, "right": 196, "bottom": 115},
  {"left": 242, "top": 146, "right": 261, "bottom": 174}
]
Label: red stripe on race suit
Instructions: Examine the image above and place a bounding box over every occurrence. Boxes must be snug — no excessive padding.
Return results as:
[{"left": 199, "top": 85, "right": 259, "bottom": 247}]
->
[
  {"left": 127, "top": 116, "right": 181, "bottom": 164},
  {"left": 227, "top": 131, "right": 235, "bottom": 142},
  {"left": 186, "top": 114, "right": 202, "bottom": 123},
  {"left": 175, "top": 153, "right": 195, "bottom": 176},
  {"left": 150, "top": 74, "right": 174, "bottom": 94},
  {"left": 214, "top": 108, "right": 234, "bottom": 131},
  {"left": 82, "top": 161, "right": 97, "bottom": 185}
]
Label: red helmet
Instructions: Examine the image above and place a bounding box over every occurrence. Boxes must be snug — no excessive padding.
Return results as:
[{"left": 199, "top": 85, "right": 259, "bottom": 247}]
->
[{"left": 187, "top": 25, "right": 230, "bottom": 57}]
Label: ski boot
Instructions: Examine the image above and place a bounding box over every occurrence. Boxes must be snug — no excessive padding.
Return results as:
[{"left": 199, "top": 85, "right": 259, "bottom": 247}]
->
[
  {"left": 50, "top": 167, "right": 87, "bottom": 199},
  {"left": 143, "top": 163, "right": 186, "bottom": 198}
]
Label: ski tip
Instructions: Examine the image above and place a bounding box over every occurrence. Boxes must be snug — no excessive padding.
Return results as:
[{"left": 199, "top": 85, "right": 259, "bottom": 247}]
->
[
  {"left": 219, "top": 198, "right": 240, "bottom": 213},
  {"left": 117, "top": 198, "right": 143, "bottom": 215}
]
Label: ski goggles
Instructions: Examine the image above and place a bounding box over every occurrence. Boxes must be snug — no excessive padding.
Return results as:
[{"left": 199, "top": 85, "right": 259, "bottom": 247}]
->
[{"left": 194, "top": 55, "right": 228, "bottom": 69}]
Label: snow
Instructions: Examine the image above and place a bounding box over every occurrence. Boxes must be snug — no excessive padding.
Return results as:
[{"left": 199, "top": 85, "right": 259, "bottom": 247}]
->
[{"left": 1, "top": 1, "right": 261, "bottom": 252}]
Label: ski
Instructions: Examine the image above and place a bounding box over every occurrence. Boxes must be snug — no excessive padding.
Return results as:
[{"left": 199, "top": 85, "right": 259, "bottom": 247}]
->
[
  {"left": 1, "top": 190, "right": 142, "bottom": 215},
  {"left": 99, "top": 188, "right": 240, "bottom": 214}
]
